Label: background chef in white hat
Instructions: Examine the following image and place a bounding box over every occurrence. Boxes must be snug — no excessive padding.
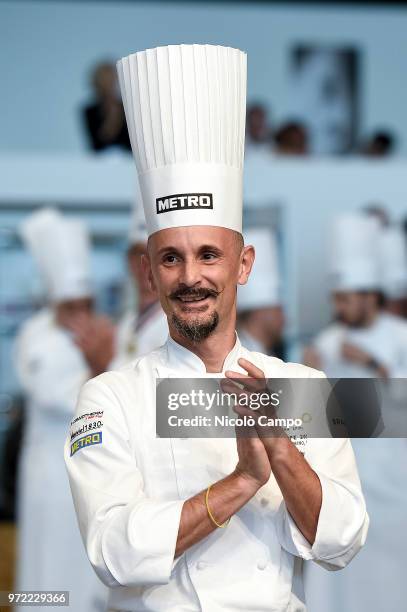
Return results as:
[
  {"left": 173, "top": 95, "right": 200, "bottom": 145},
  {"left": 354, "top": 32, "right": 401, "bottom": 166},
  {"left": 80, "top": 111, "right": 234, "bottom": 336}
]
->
[
  {"left": 112, "top": 186, "right": 168, "bottom": 367},
  {"left": 15, "top": 208, "right": 110, "bottom": 612},
  {"left": 65, "top": 44, "right": 368, "bottom": 612},
  {"left": 303, "top": 212, "right": 407, "bottom": 612},
  {"left": 380, "top": 223, "right": 407, "bottom": 318},
  {"left": 237, "top": 227, "right": 285, "bottom": 355},
  {"left": 303, "top": 213, "right": 407, "bottom": 378}
]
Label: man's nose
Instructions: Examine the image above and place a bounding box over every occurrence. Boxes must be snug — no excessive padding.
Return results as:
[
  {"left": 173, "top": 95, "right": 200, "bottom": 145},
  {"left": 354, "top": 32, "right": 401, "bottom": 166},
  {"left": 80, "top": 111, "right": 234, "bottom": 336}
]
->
[{"left": 179, "top": 259, "right": 202, "bottom": 287}]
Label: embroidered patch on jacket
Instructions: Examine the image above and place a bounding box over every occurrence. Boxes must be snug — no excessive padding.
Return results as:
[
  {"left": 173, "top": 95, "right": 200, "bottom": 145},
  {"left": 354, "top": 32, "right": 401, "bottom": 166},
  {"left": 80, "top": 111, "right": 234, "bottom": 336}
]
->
[
  {"left": 70, "top": 419, "right": 103, "bottom": 441},
  {"left": 70, "top": 411, "right": 104, "bottom": 427},
  {"left": 70, "top": 432, "right": 102, "bottom": 456}
]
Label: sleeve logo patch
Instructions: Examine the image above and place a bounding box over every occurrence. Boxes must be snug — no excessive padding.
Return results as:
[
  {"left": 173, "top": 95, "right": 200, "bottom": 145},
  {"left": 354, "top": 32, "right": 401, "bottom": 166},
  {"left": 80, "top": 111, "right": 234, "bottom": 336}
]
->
[
  {"left": 70, "top": 432, "right": 102, "bottom": 456},
  {"left": 71, "top": 411, "right": 104, "bottom": 426},
  {"left": 70, "top": 420, "right": 103, "bottom": 442}
]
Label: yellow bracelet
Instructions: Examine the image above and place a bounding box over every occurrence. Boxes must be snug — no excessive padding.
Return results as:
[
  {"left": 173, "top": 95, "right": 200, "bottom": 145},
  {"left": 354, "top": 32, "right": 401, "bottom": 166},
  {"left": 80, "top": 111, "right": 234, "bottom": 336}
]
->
[{"left": 205, "top": 484, "right": 231, "bottom": 528}]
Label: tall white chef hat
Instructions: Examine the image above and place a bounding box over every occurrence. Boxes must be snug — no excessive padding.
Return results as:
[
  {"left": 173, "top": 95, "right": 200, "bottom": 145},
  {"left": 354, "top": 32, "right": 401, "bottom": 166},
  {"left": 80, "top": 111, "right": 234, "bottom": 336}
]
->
[
  {"left": 238, "top": 227, "right": 281, "bottom": 311},
  {"left": 117, "top": 44, "right": 247, "bottom": 237},
  {"left": 380, "top": 225, "right": 407, "bottom": 298},
  {"left": 128, "top": 181, "right": 148, "bottom": 246},
  {"left": 20, "top": 208, "right": 92, "bottom": 303},
  {"left": 328, "top": 213, "right": 381, "bottom": 291}
]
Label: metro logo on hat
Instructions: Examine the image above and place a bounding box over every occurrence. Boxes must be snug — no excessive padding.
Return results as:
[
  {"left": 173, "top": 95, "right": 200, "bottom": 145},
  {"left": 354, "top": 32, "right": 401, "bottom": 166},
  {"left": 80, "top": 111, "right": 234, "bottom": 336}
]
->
[
  {"left": 117, "top": 44, "right": 247, "bottom": 237},
  {"left": 156, "top": 193, "right": 213, "bottom": 215}
]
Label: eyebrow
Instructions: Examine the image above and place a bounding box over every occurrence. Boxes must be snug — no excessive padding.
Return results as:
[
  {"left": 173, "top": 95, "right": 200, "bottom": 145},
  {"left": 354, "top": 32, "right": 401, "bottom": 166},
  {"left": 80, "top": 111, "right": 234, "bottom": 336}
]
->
[
  {"left": 156, "top": 244, "right": 224, "bottom": 256},
  {"left": 197, "top": 244, "right": 223, "bottom": 255},
  {"left": 156, "top": 245, "right": 182, "bottom": 256}
]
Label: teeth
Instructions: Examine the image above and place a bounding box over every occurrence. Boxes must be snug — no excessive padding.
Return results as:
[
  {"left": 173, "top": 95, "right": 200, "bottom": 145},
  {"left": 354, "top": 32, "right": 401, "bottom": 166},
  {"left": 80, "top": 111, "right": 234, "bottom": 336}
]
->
[{"left": 179, "top": 296, "right": 207, "bottom": 302}]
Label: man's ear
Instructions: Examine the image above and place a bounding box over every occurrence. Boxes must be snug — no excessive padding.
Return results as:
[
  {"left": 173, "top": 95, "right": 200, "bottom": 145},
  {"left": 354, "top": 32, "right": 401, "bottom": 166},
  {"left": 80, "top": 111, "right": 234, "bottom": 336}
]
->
[
  {"left": 237, "top": 244, "right": 255, "bottom": 286},
  {"left": 141, "top": 253, "right": 156, "bottom": 292}
]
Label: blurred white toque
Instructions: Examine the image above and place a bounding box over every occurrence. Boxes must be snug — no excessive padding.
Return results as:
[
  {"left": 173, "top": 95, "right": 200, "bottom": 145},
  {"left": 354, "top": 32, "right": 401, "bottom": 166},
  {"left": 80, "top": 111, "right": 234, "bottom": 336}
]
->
[
  {"left": 128, "top": 180, "right": 148, "bottom": 246},
  {"left": 117, "top": 44, "right": 247, "bottom": 237},
  {"left": 20, "top": 207, "right": 92, "bottom": 303},
  {"left": 238, "top": 227, "right": 281, "bottom": 311},
  {"left": 328, "top": 213, "right": 381, "bottom": 291},
  {"left": 380, "top": 225, "right": 407, "bottom": 298}
]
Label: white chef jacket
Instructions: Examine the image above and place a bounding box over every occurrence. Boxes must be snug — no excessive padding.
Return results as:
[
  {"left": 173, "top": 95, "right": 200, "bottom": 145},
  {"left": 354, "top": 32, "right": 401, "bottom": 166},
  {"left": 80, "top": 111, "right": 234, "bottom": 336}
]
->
[
  {"left": 313, "top": 312, "right": 407, "bottom": 379},
  {"left": 65, "top": 334, "right": 368, "bottom": 612},
  {"left": 112, "top": 301, "right": 168, "bottom": 369},
  {"left": 15, "top": 308, "right": 107, "bottom": 612},
  {"left": 305, "top": 311, "right": 407, "bottom": 612}
]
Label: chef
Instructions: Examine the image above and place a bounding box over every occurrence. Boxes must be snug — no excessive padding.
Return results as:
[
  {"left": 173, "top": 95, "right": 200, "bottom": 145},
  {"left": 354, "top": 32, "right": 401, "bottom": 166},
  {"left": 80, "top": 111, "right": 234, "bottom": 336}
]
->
[
  {"left": 65, "top": 44, "right": 368, "bottom": 612},
  {"left": 113, "top": 191, "right": 168, "bottom": 367},
  {"left": 303, "top": 213, "right": 407, "bottom": 612},
  {"left": 237, "top": 227, "right": 285, "bottom": 355},
  {"left": 15, "top": 208, "right": 109, "bottom": 612},
  {"left": 380, "top": 223, "right": 407, "bottom": 318},
  {"left": 303, "top": 214, "right": 407, "bottom": 378}
]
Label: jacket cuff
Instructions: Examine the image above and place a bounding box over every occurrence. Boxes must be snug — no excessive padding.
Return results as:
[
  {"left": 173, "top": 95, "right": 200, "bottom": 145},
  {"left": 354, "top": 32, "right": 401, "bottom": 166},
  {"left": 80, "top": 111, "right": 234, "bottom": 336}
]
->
[
  {"left": 276, "top": 470, "right": 368, "bottom": 568},
  {"left": 101, "top": 498, "right": 185, "bottom": 587},
  {"left": 309, "top": 470, "right": 368, "bottom": 567}
]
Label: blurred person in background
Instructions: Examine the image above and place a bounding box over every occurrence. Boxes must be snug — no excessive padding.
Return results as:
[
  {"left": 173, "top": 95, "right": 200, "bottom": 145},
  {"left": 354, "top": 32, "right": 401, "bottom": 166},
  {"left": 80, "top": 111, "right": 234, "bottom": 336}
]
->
[
  {"left": 380, "top": 224, "right": 407, "bottom": 318},
  {"left": 245, "top": 102, "right": 272, "bottom": 154},
  {"left": 365, "top": 206, "right": 407, "bottom": 317},
  {"left": 15, "top": 208, "right": 112, "bottom": 612},
  {"left": 303, "top": 213, "right": 407, "bottom": 612},
  {"left": 303, "top": 213, "right": 407, "bottom": 378},
  {"left": 360, "top": 129, "right": 396, "bottom": 157},
  {"left": 364, "top": 202, "right": 390, "bottom": 228},
  {"left": 243, "top": 104, "right": 275, "bottom": 204},
  {"left": 237, "top": 227, "right": 285, "bottom": 358},
  {"left": 274, "top": 121, "right": 309, "bottom": 156},
  {"left": 83, "top": 61, "right": 131, "bottom": 153},
  {"left": 112, "top": 193, "right": 168, "bottom": 367}
]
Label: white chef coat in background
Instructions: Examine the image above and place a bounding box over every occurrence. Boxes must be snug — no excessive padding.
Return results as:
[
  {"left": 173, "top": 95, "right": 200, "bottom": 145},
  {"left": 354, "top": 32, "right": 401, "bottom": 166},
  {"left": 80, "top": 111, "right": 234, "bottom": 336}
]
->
[
  {"left": 305, "top": 311, "right": 407, "bottom": 612},
  {"left": 313, "top": 312, "right": 407, "bottom": 379},
  {"left": 15, "top": 308, "right": 107, "bottom": 612},
  {"left": 112, "top": 301, "right": 168, "bottom": 368},
  {"left": 65, "top": 334, "right": 368, "bottom": 612}
]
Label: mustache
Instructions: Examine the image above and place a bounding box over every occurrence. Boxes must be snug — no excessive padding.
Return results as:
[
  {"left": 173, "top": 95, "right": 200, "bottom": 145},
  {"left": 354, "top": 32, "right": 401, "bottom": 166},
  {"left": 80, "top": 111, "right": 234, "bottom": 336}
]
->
[{"left": 169, "top": 286, "right": 219, "bottom": 300}]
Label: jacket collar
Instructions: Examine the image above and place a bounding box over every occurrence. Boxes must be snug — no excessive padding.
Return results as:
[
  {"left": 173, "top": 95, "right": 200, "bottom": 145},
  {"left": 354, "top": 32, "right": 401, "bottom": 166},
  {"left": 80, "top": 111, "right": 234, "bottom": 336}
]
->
[{"left": 164, "top": 332, "right": 243, "bottom": 375}]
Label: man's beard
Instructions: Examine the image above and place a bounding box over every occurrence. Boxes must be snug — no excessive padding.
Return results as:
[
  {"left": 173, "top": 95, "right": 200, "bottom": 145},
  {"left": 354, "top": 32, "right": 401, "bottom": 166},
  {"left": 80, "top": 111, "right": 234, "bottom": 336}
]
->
[
  {"left": 335, "top": 313, "right": 366, "bottom": 328},
  {"left": 169, "top": 284, "right": 220, "bottom": 342},
  {"left": 172, "top": 311, "right": 219, "bottom": 342}
]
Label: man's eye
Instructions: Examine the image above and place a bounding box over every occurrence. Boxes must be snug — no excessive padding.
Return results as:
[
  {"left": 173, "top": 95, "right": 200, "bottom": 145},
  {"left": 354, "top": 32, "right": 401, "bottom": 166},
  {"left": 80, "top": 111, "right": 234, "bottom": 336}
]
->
[
  {"left": 202, "top": 252, "right": 217, "bottom": 261},
  {"left": 163, "top": 254, "right": 179, "bottom": 264}
]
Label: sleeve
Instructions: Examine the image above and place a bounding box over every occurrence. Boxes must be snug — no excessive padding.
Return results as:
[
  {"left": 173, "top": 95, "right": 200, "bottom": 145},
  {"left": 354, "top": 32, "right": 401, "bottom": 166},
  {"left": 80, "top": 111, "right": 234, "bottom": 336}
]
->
[
  {"left": 313, "top": 327, "right": 342, "bottom": 366},
  {"left": 275, "top": 369, "right": 369, "bottom": 571},
  {"left": 64, "top": 375, "right": 185, "bottom": 588},
  {"left": 276, "top": 436, "right": 369, "bottom": 571}
]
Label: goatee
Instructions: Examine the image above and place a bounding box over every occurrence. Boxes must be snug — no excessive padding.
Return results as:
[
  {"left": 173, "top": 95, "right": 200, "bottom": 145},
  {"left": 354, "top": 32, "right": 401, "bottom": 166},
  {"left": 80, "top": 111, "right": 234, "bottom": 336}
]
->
[{"left": 172, "top": 311, "right": 219, "bottom": 342}]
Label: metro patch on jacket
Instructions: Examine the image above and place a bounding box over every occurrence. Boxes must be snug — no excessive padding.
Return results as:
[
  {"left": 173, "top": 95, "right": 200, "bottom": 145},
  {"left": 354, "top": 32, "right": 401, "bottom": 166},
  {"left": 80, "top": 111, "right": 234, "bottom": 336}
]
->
[{"left": 70, "top": 432, "right": 102, "bottom": 456}]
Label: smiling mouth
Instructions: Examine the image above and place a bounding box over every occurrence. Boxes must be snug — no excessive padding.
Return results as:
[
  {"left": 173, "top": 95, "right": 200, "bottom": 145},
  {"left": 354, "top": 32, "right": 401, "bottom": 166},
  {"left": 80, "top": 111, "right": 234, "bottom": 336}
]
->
[
  {"left": 176, "top": 295, "right": 213, "bottom": 303},
  {"left": 171, "top": 293, "right": 217, "bottom": 312}
]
